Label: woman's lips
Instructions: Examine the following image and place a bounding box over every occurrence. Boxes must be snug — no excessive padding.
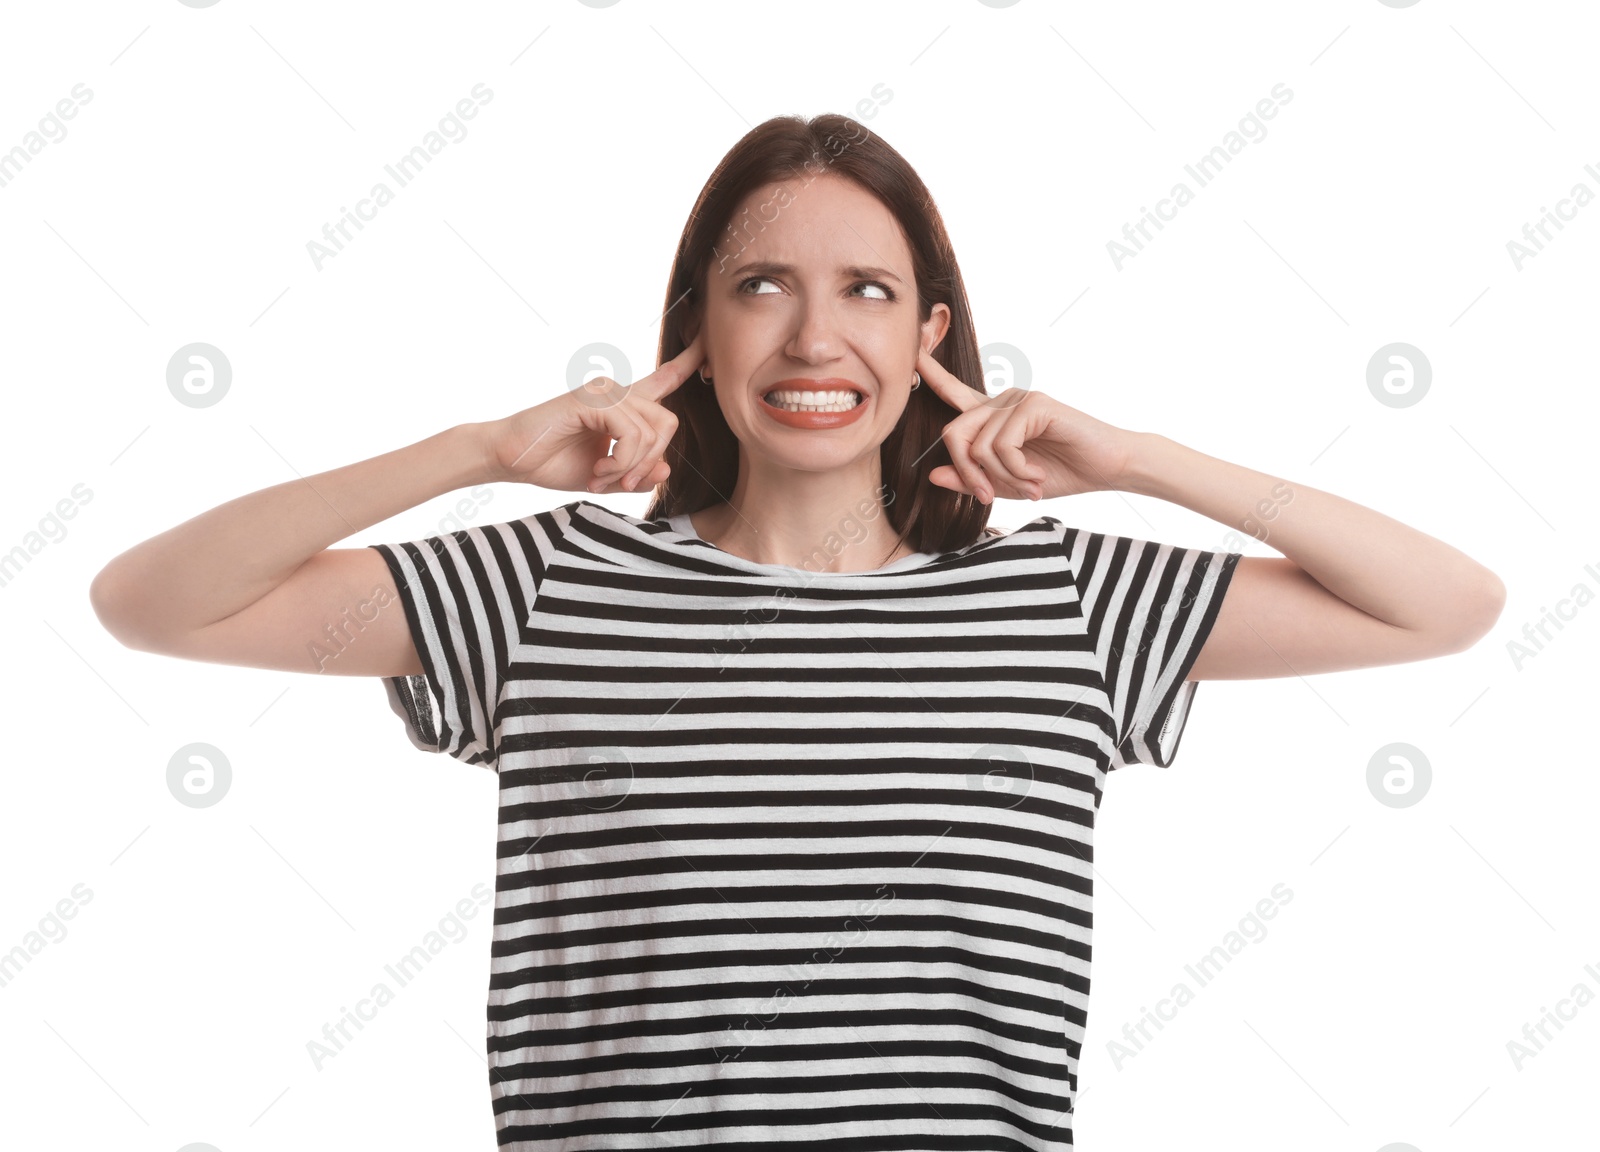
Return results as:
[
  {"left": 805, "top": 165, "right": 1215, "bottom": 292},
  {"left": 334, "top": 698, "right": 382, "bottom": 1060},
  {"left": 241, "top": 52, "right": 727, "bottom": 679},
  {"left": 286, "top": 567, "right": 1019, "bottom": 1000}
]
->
[{"left": 759, "top": 388, "right": 870, "bottom": 430}]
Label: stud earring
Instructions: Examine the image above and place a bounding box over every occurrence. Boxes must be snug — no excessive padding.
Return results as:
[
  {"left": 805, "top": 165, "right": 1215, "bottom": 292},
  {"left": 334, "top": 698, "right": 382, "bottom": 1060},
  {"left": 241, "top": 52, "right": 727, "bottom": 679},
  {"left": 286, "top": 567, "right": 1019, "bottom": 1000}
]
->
[{"left": 910, "top": 371, "right": 921, "bottom": 391}]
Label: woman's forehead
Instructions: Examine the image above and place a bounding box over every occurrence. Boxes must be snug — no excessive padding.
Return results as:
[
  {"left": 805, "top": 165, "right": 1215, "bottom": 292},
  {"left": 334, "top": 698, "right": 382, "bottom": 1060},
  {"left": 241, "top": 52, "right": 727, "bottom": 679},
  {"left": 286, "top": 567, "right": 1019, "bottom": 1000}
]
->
[{"left": 727, "top": 182, "right": 910, "bottom": 264}]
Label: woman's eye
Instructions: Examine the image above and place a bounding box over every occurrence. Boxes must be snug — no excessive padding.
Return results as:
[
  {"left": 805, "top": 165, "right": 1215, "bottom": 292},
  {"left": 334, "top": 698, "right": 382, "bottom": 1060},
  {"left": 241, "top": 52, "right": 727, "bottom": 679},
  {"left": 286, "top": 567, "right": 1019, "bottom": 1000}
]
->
[{"left": 735, "top": 276, "right": 896, "bottom": 302}]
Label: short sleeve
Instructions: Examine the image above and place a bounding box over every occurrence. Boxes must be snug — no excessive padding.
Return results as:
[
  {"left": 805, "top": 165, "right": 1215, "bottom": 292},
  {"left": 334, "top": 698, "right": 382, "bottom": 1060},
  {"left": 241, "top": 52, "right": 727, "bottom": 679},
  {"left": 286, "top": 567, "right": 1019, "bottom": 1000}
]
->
[
  {"left": 1061, "top": 524, "right": 1241, "bottom": 770},
  {"left": 367, "top": 511, "right": 560, "bottom": 771}
]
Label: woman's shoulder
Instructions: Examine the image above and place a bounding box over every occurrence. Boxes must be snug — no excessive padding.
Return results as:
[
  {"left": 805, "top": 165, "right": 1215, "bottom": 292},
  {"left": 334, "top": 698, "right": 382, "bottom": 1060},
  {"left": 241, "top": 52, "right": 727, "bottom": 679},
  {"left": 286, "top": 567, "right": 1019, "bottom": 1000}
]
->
[
  {"left": 553, "top": 498, "right": 672, "bottom": 536},
  {"left": 542, "top": 501, "right": 1070, "bottom": 573},
  {"left": 545, "top": 499, "right": 1063, "bottom": 540},
  {"left": 979, "top": 512, "right": 1065, "bottom": 542}
]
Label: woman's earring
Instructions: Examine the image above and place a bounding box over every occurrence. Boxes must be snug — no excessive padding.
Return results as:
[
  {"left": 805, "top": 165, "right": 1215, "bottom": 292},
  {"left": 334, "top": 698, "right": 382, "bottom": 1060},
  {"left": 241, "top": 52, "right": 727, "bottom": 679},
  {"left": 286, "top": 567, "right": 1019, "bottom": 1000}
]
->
[
  {"left": 910, "top": 371, "right": 921, "bottom": 391},
  {"left": 703, "top": 369, "right": 713, "bottom": 384}
]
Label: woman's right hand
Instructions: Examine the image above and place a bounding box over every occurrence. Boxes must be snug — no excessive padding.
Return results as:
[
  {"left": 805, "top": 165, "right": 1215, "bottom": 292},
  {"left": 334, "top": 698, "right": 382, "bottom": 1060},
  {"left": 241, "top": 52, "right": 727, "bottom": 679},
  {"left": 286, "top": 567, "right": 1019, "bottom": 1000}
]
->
[{"left": 481, "top": 333, "right": 705, "bottom": 494}]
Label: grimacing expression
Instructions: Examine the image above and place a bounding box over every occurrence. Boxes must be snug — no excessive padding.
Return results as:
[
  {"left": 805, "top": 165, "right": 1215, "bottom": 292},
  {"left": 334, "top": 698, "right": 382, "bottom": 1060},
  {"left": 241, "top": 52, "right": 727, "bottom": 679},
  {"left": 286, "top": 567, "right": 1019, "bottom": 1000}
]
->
[{"left": 696, "top": 173, "right": 950, "bottom": 468}]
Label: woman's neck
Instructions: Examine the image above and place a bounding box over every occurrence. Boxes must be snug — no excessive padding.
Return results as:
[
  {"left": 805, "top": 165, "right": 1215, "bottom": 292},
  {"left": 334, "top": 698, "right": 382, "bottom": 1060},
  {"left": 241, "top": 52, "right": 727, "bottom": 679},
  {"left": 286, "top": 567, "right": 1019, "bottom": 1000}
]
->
[{"left": 688, "top": 500, "right": 916, "bottom": 573}]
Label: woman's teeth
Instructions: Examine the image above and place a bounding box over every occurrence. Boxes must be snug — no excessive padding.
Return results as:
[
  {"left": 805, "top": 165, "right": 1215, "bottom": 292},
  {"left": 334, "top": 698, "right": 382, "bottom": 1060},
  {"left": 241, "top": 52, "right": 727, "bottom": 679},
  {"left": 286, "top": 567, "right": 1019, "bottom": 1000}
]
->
[{"left": 764, "top": 389, "right": 862, "bottom": 412}]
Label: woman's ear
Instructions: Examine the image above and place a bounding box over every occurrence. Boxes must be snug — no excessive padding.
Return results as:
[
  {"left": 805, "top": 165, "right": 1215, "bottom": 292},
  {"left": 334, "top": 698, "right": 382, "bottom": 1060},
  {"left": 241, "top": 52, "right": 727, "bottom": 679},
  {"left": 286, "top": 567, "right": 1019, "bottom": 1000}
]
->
[
  {"left": 679, "top": 309, "right": 711, "bottom": 375},
  {"left": 677, "top": 295, "right": 703, "bottom": 349},
  {"left": 919, "top": 302, "right": 952, "bottom": 356}
]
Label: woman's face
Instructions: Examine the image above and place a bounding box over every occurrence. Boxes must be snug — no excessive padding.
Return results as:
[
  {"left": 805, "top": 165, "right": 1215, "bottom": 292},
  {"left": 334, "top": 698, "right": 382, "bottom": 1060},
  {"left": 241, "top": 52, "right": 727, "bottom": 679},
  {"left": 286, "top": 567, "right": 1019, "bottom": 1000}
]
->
[{"left": 693, "top": 173, "right": 950, "bottom": 471}]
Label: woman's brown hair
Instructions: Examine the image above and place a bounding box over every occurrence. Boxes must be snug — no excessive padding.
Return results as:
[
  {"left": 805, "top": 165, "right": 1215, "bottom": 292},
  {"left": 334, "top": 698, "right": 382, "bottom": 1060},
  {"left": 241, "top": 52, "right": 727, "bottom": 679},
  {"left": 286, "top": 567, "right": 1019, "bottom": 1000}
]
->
[{"left": 642, "top": 112, "right": 999, "bottom": 556}]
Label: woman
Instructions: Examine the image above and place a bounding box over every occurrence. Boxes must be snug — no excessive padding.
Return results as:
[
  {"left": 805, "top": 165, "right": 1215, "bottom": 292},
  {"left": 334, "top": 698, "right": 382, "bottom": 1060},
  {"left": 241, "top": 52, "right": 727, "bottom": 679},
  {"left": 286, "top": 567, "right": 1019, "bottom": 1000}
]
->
[{"left": 90, "top": 114, "right": 1504, "bottom": 1148}]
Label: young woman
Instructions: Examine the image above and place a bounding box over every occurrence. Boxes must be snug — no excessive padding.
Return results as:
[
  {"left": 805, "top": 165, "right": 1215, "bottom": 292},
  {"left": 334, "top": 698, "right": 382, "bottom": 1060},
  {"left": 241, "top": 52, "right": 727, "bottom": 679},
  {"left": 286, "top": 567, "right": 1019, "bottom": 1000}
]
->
[{"left": 90, "top": 114, "right": 1504, "bottom": 1149}]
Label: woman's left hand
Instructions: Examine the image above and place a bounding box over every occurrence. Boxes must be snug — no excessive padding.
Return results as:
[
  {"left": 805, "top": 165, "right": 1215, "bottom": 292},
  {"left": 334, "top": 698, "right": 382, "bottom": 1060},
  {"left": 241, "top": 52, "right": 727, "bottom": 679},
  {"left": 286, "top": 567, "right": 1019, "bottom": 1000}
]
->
[{"left": 916, "top": 347, "right": 1142, "bottom": 504}]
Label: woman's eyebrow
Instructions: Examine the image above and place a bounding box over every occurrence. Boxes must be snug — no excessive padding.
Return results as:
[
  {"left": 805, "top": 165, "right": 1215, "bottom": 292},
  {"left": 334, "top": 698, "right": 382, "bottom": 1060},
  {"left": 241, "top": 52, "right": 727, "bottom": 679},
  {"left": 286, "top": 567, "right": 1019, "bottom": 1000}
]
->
[{"left": 730, "top": 260, "right": 905, "bottom": 285}]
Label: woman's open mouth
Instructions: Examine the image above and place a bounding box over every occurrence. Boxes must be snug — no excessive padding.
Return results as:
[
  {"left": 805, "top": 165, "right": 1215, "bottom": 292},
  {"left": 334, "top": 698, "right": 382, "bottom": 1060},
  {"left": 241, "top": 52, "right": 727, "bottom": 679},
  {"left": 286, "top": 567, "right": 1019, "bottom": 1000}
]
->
[
  {"left": 759, "top": 381, "right": 870, "bottom": 429},
  {"left": 762, "top": 388, "right": 863, "bottom": 413}
]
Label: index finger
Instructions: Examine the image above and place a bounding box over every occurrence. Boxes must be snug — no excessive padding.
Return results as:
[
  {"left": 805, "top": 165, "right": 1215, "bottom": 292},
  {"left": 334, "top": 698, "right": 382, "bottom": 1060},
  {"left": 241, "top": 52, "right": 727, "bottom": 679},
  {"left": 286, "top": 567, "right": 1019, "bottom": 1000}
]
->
[
  {"left": 632, "top": 330, "right": 707, "bottom": 402},
  {"left": 916, "top": 346, "right": 986, "bottom": 413}
]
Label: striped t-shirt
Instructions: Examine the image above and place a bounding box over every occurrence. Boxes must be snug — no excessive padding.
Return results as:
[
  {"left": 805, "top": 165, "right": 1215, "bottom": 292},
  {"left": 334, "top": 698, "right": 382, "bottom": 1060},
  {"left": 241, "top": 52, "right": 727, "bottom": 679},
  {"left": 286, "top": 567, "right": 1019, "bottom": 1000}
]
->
[{"left": 370, "top": 498, "right": 1240, "bottom": 1149}]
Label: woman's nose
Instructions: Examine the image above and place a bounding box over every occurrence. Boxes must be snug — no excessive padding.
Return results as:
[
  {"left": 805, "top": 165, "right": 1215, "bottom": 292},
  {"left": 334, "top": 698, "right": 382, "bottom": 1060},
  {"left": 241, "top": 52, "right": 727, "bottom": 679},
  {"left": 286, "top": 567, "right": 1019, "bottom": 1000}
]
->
[{"left": 785, "top": 300, "right": 847, "bottom": 363}]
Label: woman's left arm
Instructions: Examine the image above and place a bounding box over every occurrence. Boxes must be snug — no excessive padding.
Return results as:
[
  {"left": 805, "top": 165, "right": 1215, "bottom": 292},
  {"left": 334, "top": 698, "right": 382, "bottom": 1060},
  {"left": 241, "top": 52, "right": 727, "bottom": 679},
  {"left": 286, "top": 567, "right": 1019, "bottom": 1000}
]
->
[
  {"left": 912, "top": 349, "right": 1506, "bottom": 681},
  {"left": 1120, "top": 433, "right": 1508, "bottom": 681}
]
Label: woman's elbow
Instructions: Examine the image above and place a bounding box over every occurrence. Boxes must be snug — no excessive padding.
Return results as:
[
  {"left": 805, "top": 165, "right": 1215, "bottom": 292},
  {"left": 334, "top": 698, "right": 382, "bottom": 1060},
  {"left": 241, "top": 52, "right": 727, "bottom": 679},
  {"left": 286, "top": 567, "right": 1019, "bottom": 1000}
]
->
[
  {"left": 88, "top": 563, "right": 149, "bottom": 648},
  {"left": 1442, "top": 568, "right": 1507, "bottom": 653}
]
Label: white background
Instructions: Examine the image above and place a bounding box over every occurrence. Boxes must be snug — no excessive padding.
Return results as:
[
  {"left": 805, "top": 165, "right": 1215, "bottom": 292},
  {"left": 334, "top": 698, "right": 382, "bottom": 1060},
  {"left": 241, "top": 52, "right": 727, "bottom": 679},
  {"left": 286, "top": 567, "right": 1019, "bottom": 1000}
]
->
[{"left": 1, "top": 1, "right": 1595, "bottom": 1149}]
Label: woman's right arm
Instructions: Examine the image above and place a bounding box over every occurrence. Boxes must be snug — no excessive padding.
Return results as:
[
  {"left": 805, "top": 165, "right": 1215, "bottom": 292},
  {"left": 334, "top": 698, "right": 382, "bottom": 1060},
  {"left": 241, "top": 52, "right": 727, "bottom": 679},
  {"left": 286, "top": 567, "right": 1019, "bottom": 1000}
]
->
[
  {"left": 88, "top": 334, "right": 702, "bottom": 678},
  {"left": 87, "top": 423, "right": 493, "bottom": 678}
]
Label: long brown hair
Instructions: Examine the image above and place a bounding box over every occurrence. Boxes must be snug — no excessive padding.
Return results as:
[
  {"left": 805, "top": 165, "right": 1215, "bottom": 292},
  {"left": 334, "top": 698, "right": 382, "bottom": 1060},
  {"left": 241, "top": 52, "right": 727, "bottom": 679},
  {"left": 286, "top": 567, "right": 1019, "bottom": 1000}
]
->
[{"left": 642, "top": 113, "right": 998, "bottom": 555}]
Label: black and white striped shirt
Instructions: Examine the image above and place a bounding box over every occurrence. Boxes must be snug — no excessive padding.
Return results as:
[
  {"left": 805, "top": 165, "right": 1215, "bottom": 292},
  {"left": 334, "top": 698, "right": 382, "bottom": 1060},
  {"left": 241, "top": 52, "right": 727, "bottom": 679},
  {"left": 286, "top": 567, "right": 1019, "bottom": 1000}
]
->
[{"left": 371, "top": 498, "right": 1240, "bottom": 1149}]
